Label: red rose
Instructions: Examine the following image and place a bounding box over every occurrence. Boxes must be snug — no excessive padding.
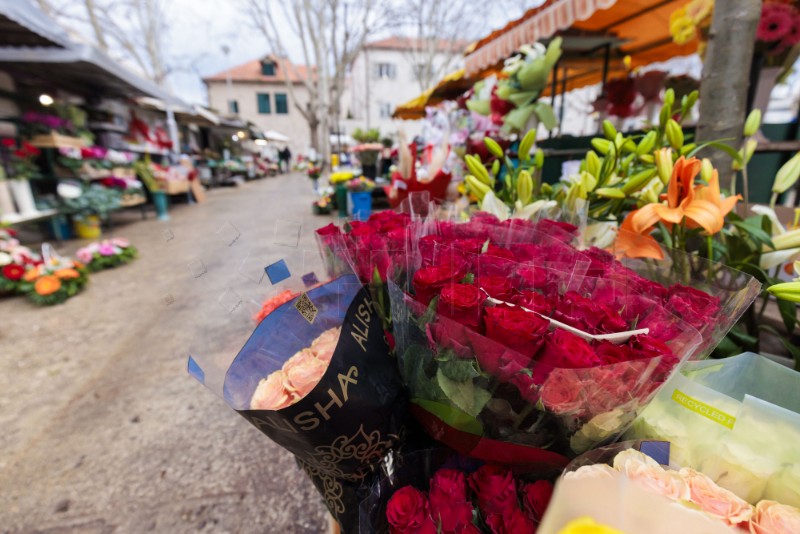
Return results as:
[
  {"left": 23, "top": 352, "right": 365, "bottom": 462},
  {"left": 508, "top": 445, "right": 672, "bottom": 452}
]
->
[
  {"left": 452, "top": 237, "right": 486, "bottom": 255},
  {"left": 535, "top": 219, "right": 578, "bottom": 237},
  {"left": 477, "top": 275, "right": 514, "bottom": 300},
  {"left": 484, "top": 306, "right": 549, "bottom": 357},
  {"left": 535, "top": 329, "right": 600, "bottom": 382},
  {"left": 666, "top": 285, "right": 720, "bottom": 329},
  {"left": 439, "top": 284, "right": 484, "bottom": 329},
  {"left": 513, "top": 290, "right": 556, "bottom": 316},
  {"left": 469, "top": 465, "right": 518, "bottom": 515},
  {"left": 476, "top": 246, "right": 516, "bottom": 277},
  {"left": 387, "top": 486, "right": 429, "bottom": 533},
  {"left": 629, "top": 335, "right": 678, "bottom": 382},
  {"left": 419, "top": 234, "right": 444, "bottom": 267},
  {"left": 429, "top": 500, "right": 473, "bottom": 533},
  {"left": 583, "top": 246, "right": 615, "bottom": 277},
  {"left": 428, "top": 320, "right": 473, "bottom": 359},
  {"left": 516, "top": 266, "right": 549, "bottom": 291},
  {"left": 430, "top": 468, "right": 468, "bottom": 503},
  {"left": 521, "top": 480, "right": 554, "bottom": 523},
  {"left": 539, "top": 368, "right": 585, "bottom": 414},
  {"left": 594, "top": 340, "right": 631, "bottom": 364},
  {"left": 485, "top": 508, "right": 536, "bottom": 534},
  {"left": 1, "top": 138, "right": 15, "bottom": 147},
  {"left": 2, "top": 263, "right": 25, "bottom": 281},
  {"left": 352, "top": 233, "right": 391, "bottom": 282},
  {"left": 554, "top": 291, "right": 628, "bottom": 334},
  {"left": 413, "top": 263, "right": 466, "bottom": 305}
]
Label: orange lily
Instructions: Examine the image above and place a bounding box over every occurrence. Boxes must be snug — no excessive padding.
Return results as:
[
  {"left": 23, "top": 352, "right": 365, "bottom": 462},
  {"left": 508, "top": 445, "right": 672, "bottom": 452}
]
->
[
  {"left": 631, "top": 156, "right": 726, "bottom": 235},
  {"left": 694, "top": 168, "right": 741, "bottom": 220},
  {"left": 614, "top": 211, "right": 665, "bottom": 260}
]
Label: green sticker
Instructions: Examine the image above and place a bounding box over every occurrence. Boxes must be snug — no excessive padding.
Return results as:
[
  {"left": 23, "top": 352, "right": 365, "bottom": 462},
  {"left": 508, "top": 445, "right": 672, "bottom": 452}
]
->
[{"left": 671, "top": 389, "right": 736, "bottom": 429}]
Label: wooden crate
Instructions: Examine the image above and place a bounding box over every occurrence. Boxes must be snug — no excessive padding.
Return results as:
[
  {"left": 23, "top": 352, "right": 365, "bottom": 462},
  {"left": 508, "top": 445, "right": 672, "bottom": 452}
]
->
[
  {"left": 159, "top": 179, "right": 189, "bottom": 195},
  {"left": 30, "top": 132, "right": 87, "bottom": 149},
  {"left": 113, "top": 167, "right": 136, "bottom": 179}
]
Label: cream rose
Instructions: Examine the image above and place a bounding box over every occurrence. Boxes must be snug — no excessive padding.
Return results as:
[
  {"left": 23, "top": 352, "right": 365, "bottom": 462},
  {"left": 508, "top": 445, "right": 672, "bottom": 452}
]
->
[
  {"left": 613, "top": 449, "right": 690, "bottom": 501},
  {"left": 699, "top": 441, "right": 776, "bottom": 504},
  {"left": 564, "top": 464, "right": 617, "bottom": 481},
  {"left": 750, "top": 500, "right": 800, "bottom": 534},
  {"left": 250, "top": 371, "right": 294, "bottom": 410},
  {"left": 282, "top": 348, "right": 327, "bottom": 396},
  {"left": 680, "top": 468, "right": 753, "bottom": 526},
  {"left": 310, "top": 326, "right": 341, "bottom": 363}
]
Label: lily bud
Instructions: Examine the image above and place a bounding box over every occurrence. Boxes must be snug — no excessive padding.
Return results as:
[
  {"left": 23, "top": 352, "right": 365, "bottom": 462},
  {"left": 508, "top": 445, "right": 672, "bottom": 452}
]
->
[
  {"left": 666, "top": 119, "right": 684, "bottom": 150},
  {"left": 465, "top": 175, "right": 490, "bottom": 201},
  {"left": 534, "top": 148, "right": 544, "bottom": 168},
  {"left": 484, "top": 137, "right": 504, "bottom": 158},
  {"left": 772, "top": 152, "right": 800, "bottom": 194},
  {"left": 700, "top": 158, "right": 714, "bottom": 183},
  {"left": 602, "top": 120, "right": 617, "bottom": 140},
  {"left": 744, "top": 109, "right": 762, "bottom": 137},
  {"left": 591, "top": 138, "right": 612, "bottom": 155},
  {"left": 585, "top": 150, "right": 601, "bottom": 177},
  {"left": 654, "top": 148, "right": 674, "bottom": 185},
  {"left": 517, "top": 169, "right": 533, "bottom": 205},
  {"left": 767, "top": 281, "right": 800, "bottom": 303}
]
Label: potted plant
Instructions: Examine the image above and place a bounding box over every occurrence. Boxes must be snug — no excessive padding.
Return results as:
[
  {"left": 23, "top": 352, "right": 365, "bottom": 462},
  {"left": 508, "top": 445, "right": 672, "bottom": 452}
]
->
[
  {"left": 0, "top": 138, "right": 42, "bottom": 215},
  {"left": 352, "top": 128, "right": 381, "bottom": 179},
  {"left": 76, "top": 237, "right": 137, "bottom": 271},
  {"left": 345, "top": 176, "right": 375, "bottom": 220},
  {"left": 307, "top": 164, "right": 322, "bottom": 192},
  {"left": 60, "top": 184, "right": 121, "bottom": 239}
]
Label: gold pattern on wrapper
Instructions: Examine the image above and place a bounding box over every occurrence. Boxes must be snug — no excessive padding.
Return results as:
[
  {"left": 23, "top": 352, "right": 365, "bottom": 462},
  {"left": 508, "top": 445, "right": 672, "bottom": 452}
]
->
[{"left": 294, "top": 292, "right": 318, "bottom": 324}]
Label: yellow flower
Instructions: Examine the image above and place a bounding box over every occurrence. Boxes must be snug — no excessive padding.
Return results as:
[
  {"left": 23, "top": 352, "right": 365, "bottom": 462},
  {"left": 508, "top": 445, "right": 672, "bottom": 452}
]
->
[
  {"left": 558, "top": 517, "right": 625, "bottom": 534},
  {"left": 670, "top": 8, "right": 697, "bottom": 45},
  {"left": 686, "top": 0, "right": 713, "bottom": 23}
]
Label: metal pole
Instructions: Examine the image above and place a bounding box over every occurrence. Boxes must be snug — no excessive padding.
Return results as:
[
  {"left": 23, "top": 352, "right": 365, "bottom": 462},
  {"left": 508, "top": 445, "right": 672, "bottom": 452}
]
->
[
  {"left": 549, "top": 62, "right": 559, "bottom": 139},
  {"left": 559, "top": 66, "right": 567, "bottom": 135}
]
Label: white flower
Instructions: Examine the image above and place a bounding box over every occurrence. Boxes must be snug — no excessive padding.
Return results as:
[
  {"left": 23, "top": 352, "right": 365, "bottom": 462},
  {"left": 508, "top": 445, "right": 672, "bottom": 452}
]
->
[{"left": 0, "top": 251, "right": 11, "bottom": 266}]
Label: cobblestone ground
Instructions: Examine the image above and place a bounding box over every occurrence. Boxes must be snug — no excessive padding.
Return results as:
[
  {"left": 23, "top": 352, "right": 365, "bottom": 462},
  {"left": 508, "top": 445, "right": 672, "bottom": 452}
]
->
[{"left": 0, "top": 174, "right": 333, "bottom": 533}]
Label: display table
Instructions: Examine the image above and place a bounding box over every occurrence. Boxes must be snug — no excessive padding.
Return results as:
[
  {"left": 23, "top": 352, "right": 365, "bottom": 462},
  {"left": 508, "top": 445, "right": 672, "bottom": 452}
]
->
[{"left": 1, "top": 208, "right": 58, "bottom": 226}]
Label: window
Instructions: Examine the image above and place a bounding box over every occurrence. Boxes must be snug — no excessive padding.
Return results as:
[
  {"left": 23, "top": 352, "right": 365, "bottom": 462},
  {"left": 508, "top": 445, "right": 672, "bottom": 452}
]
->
[
  {"left": 275, "top": 93, "right": 288, "bottom": 114},
  {"left": 228, "top": 99, "right": 238, "bottom": 114},
  {"left": 261, "top": 61, "right": 275, "bottom": 76},
  {"left": 412, "top": 63, "right": 433, "bottom": 82},
  {"left": 378, "top": 101, "right": 393, "bottom": 119},
  {"left": 257, "top": 93, "right": 271, "bottom": 114},
  {"left": 373, "top": 62, "right": 397, "bottom": 80}
]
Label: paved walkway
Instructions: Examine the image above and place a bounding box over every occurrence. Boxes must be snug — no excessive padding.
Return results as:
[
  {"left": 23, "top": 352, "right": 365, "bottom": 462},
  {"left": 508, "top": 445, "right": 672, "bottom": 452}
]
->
[{"left": 0, "top": 174, "right": 333, "bottom": 533}]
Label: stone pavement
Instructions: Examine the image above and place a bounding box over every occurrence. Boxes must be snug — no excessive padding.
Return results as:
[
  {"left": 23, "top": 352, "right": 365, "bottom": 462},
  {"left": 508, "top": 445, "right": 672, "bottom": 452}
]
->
[{"left": 0, "top": 173, "right": 334, "bottom": 533}]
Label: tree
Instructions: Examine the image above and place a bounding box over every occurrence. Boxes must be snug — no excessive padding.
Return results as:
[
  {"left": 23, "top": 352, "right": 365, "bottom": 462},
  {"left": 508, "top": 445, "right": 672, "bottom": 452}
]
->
[
  {"left": 399, "top": 1, "right": 482, "bottom": 93},
  {"left": 695, "top": 0, "right": 762, "bottom": 190},
  {"left": 247, "top": 0, "right": 396, "bottom": 164},
  {"left": 36, "top": 0, "right": 172, "bottom": 87}
]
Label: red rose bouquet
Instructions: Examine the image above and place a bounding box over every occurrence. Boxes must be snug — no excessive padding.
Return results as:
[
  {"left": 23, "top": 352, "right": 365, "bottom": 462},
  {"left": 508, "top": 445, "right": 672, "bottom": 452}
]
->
[
  {"left": 386, "top": 217, "right": 704, "bottom": 466},
  {"left": 360, "top": 449, "right": 555, "bottom": 534}
]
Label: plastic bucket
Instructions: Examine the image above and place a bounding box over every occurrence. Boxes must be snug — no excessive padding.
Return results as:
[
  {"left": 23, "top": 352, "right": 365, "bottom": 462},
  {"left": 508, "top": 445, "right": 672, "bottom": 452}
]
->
[
  {"left": 153, "top": 191, "right": 170, "bottom": 221},
  {"left": 335, "top": 184, "right": 348, "bottom": 217},
  {"left": 349, "top": 191, "right": 372, "bottom": 220},
  {"left": 74, "top": 215, "right": 101, "bottom": 239}
]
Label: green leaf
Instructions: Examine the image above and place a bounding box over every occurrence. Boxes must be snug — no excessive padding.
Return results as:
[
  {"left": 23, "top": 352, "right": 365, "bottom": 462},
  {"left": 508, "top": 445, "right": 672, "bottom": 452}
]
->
[
  {"left": 712, "top": 335, "right": 744, "bottom": 358},
  {"left": 777, "top": 297, "right": 798, "bottom": 334},
  {"left": 436, "top": 369, "right": 491, "bottom": 417},
  {"left": 732, "top": 220, "right": 775, "bottom": 249},
  {"left": 532, "top": 101, "right": 557, "bottom": 130},
  {"left": 726, "top": 328, "right": 759, "bottom": 352},
  {"left": 461, "top": 273, "right": 475, "bottom": 284},
  {"left": 687, "top": 140, "right": 742, "bottom": 164},
  {"left": 778, "top": 337, "right": 800, "bottom": 371},
  {"left": 437, "top": 351, "right": 480, "bottom": 382},
  {"left": 507, "top": 90, "right": 540, "bottom": 107},
  {"left": 412, "top": 398, "right": 484, "bottom": 435},
  {"left": 372, "top": 266, "right": 383, "bottom": 287},
  {"left": 403, "top": 345, "right": 445, "bottom": 400}
]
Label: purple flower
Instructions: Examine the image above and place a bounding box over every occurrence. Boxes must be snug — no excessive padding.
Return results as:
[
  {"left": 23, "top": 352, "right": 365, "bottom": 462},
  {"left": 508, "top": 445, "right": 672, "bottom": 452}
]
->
[{"left": 98, "top": 244, "right": 116, "bottom": 256}]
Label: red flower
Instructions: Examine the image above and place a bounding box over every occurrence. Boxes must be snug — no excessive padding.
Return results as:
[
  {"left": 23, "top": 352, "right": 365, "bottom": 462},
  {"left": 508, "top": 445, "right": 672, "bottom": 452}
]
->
[
  {"left": 553, "top": 291, "right": 628, "bottom": 335},
  {"left": 539, "top": 368, "right": 585, "bottom": 414},
  {"left": 13, "top": 149, "right": 26, "bottom": 159},
  {"left": 438, "top": 284, "right": 484, "bottom": 329},
  {"left": 1, "top": 138, "right": 16, "bottom": 148},
  {"left": 520, "top": 480, "right": 554, "bottom": 523},
  {"left": 22, "top": 142, "right": 40, "bottom": 156},
  {"left": 513, "top": 290, "right": 556, "bottom": 316},
  {"left": 665, "top": 284, "right": 720, "bottom": 330},
  {"left": 757, "top": 3, "right": 794, "bottom": 42},
  {"left": 516, "top": 265, "right": 549, "bottom": 291},
  {"left": 477, "top": 275, "right": 514, "bottom": 300},
  {"left": 387, "top": 486, "right": 430, "bottom": 533},
  {"left": 413, "top": 264, "right": 466, "bottom": 305},
  {"left": 2, "top": 264, "right": 25, "bottom": 281},
  {"left": 535, "top": 329, "right": 600, "bottom": 382},
  {"left": 484, "top": 305, "right": 549, "bottom": 357},
  {"left": 469, "top": 465, "right": 518, "bottom": 516},
  {"left": 485, "top": 508, "right": 537, "bottom": 534}
]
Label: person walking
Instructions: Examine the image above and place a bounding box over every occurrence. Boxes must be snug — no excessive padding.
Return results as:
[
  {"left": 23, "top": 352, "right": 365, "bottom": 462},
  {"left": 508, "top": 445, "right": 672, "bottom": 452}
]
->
[{"left": 279, "top": 146, "right": 292, "bottom": 173}]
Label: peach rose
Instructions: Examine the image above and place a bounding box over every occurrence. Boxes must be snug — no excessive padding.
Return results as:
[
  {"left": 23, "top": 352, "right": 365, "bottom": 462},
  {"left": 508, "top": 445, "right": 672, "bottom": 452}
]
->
[
  {"left": 282, "top": 349, "right": 327, "bottom": 396},
  {"left": 613, "top": 449, "right": 690, "bottom": 501},
  {"left": 750, "top": 500, "right": 800, "bottom": 534},
  {"left": 310, "top": 327, "right": 341, "bottom": 363},
  {"left": 680, "top": 468, "right": 753, "bottom": 526},
  {"left": 564, "top": 464, "right": 617, "bottom": 481},
  {"left": 250, "top": 371, "right": 294, "bottom": 410}
]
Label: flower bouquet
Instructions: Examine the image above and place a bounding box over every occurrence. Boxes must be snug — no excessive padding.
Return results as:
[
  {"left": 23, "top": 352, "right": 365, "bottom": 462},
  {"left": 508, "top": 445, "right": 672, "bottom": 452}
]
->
[
  {"left": 626, "top": 352, "right": 800, "bottom": 507},
  {"left": 538, "top": 441, "right": 800, "bottom": 534},
  {"left": 313, "top": 194, "right": 334, "bottom": 215},
  {"left": 386, "top": 215, "right": 703, "bottom": 467},
  {"left": 347, "top": 176, "right": 376, "bottom": 193},
  {"left": 0, "top": 229, "right": 41, "bottom": 295},
  {"left": 76, "top": 238, "right": 137, "bottom": 272},
  {"left": 185, "top": 226, "right": 407, "bottom": 532},
  {"left": 360, "top": 449, "right": 555, "bottom": 533},
  {"left": 308, "top": 165, "right": 322, "bottom": 181},
  {"left": 19, "top": 249, "right": 88, "bottom": 306}
]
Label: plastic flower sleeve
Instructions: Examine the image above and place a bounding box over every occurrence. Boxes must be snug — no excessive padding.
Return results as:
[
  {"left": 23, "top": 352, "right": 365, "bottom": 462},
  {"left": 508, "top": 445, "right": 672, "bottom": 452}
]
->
[
  {"left": 626, "top": 352, "right": 800, "bottom": 506},
  {"left": 388, "top": 242, "right": 702, "bottom": 466},
  {"left": 538, "top": 441, "right": 740, "bottom": 534},
  {"left": 181, "top": 219, "right": 407, "bottom": 533},
  {"left": 618, "top": 244, "right": 762, "bottom": 358}
]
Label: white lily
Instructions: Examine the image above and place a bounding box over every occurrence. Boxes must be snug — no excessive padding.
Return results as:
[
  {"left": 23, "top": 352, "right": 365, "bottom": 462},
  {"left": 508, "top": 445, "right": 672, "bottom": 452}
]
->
[
  {"left": 480, "top": 191, "right": 557, "bottom": 221},
  {"left": 750, "top": 205, "right": 800, "bottom": 270}
]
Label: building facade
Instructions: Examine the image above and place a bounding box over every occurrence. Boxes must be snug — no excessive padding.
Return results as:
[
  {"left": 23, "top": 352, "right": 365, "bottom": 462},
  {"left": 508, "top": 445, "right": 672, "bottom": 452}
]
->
[
  {"left": 203, "top": 56, "right": 312, "bottom": 153},
  {"left": 343, "top": 37, "right": 464, "bottom": 140}
]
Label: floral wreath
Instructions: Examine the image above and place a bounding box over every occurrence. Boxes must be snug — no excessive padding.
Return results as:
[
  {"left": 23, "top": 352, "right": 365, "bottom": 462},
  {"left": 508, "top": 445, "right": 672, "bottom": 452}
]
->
[
  {"left": 76, "top": 238, "right": 137, "bottom": 272},
  {"left": 19, "top": 257, "right": 89, "bottom": 306},
  {"left": 0, "top": 230, "right": 41, "bottom": 294}
]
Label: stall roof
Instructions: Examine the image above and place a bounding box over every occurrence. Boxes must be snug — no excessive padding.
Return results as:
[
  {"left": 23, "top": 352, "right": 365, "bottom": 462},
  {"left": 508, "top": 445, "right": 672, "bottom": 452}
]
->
[
  {"left": 136, "top": 96, "right": 220, "bottom": 126},
  {"left": 0, "top": 44, "right": 186, "bottom": 105},
  {"left": 0, "top": 0, "right": 70, "bottom": 48},
  {"left": 465, "top": 0, "right": 697, "bottom": 91}
]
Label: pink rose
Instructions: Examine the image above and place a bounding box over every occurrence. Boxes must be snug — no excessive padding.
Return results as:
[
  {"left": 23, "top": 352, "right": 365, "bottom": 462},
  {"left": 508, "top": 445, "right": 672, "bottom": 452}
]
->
[
  {"left": 310, "top": 326, "right": 340, "bottom": 363},
  {"left": 750, "top": 500, "right": 800, "bottom": 534},
  {"left": 564, "top": 464, "right": 617, "bottom": 481},
  {"left": 540, "top": 369, "right": 585, "bottom": 414},
  {"left": 282, "top": 349, "right": 328, "bottom": 396},
  {"left": 680, "top": 468, "right": 753, "bottom": 526},
  {"left": 613, "top": 449, "right": 690, "bottom": 501},
  {"left": 250, "top": 371, "right": 295, "bottom": 410}
]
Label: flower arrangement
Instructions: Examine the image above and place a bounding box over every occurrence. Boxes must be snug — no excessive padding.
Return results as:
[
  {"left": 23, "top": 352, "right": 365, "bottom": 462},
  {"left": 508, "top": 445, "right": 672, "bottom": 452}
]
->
[
  {"left": 20, "top": 111, "right": 74, "bottom": 136},
  {"left": 312, "top": 193, "right": 334, "bottom": 215},
  {"left": 345, "top": 176, "right": 375, "bottom": 192},
  {"left": 19, "top": 257, "right": 89, "bottom": 305},
  {"left": 1, "top": 138, "right": 41, "bottom": 179},
  {"left": 307, "top": 165, "right": 322, "bottom": 180},
  {"left": 330, "top": 171, "right": 354, "bottom": 184},
  {"left": 76, "top": 238, "right": 137, "bottom": 271},
  {"left": 0, "top": 229, "right": 41, "bottom": 294},
  {"left": 385, "top": 465, "right": 554, "bottom": 533}
]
